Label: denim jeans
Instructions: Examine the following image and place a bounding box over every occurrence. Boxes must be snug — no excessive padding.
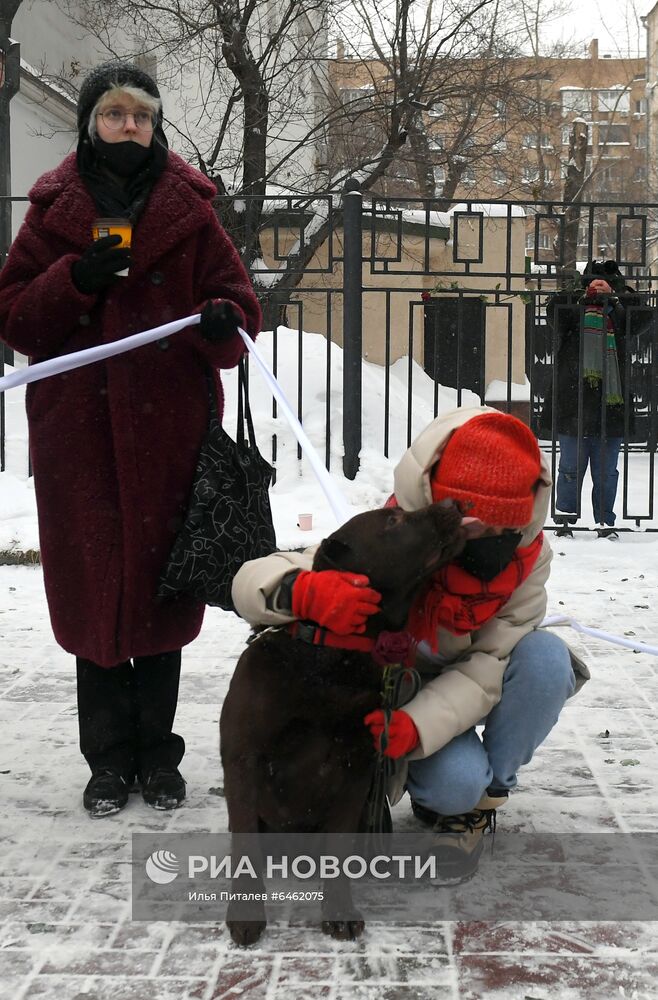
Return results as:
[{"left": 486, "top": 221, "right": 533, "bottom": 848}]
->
[
  {"left": 406, "top": 630, "right": 576, "bottom": 816},
  {"left": 556, "top": 434, "right": 622, "bottom": 526}
]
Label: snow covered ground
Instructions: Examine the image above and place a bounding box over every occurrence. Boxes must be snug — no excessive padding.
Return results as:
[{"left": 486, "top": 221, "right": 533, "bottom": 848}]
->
[{"left": 1, "top": 329, "right": 658, "bottom": 997}]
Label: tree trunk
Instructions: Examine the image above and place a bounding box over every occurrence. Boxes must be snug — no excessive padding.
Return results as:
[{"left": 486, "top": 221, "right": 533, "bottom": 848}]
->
[{"left": 560, "top": 117, "right": 588, "bottom": 285}]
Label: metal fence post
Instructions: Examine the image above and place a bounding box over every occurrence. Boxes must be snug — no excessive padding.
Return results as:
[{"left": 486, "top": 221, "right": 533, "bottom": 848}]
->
[
  {"left": 342, "top": 178, "right": 362, "bottom": 479},
  {"left": 0, "top": 25, "right": 20, "bottom": 473},
  {"left": 0, "top": 28, "right": 20, "bottom": 266}
]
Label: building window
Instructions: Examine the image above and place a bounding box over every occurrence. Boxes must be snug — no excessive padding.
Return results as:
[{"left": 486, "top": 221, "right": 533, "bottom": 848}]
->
[
  {"left": 492, "top": 136, "right": 507, "bottom": 152},
  {"left": 635, "top": 98, "right": 647, "bottom": 115},
  {"left": 493, "top": 168, "right": 507, "bottom": 186},
  {"left": 493, "top": 98, "right": 506, "bottom": 118},
  {"left": 433, "top": 166, "right": 445, "bottom": 191},
  {"left": 599, "top": 123, "right": 630, "bottom": 144},
  {"left": 635, "top": 131, "right": 647, "bottom": 148},
  {"left": 461, "top": 167, "right": 476, "bottom": 186},
  {"left": 525, "top": 133, "right": 551, "bottom": 148},
  {"left": 635, "top": 166, "right": 647, "bottom": 182},
  {"left": 597, "top": 89, "right": 629, "bottom": 114},
  {"left": 522, "top": 165, "right": 540, "bottom": 184},
  {"left": 339, "top": 88, "right": 374, "bottom": 121},
  {"left": 526, "top": 231, "right": 552, "bottom": 250},
  {"left": 429, "top": 135, "right": 444, "bottom": 151},
  {"left": 428, "top": 101, "right": 446, "bottom": 119},
  {"left": 561, "top": 89, "right": 591, "bottom": 116}
]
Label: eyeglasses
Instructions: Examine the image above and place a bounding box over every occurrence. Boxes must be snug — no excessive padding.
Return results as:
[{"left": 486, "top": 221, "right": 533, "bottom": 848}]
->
[{"left": 96, "top": 108, "right": 155, "bottom": 131}]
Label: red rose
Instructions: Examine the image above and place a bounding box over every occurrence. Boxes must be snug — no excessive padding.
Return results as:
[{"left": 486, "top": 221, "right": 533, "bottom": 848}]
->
[{"left": 372, "top": 630, "right": 415, "bottom": 666}]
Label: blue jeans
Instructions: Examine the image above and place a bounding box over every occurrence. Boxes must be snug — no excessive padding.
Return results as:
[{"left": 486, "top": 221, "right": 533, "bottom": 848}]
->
[
  {"left": 556, "top": 434, "right": 622, "bottom": 526},
  {"left": 406, "top": 630, "right": 576, "bottom": 815}
]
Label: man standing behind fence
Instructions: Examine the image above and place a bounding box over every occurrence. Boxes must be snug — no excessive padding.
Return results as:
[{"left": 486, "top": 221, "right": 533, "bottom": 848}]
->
[
  {"left": 0, "top": 60, "right": 261, "bottom": 817},
  {"left": 540, "top": 259, "right": 652, "bottom": 540}
]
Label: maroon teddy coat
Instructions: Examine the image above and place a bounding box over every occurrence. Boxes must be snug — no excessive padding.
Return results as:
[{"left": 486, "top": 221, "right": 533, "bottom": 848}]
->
[{"left": 0, "top": 151, "right": 261, "bottom": 667}]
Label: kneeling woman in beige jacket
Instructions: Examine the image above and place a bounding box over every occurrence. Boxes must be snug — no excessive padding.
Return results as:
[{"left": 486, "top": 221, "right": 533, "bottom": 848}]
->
[{"left": 231, "top": 407, "right": 589, "bottom": 880}]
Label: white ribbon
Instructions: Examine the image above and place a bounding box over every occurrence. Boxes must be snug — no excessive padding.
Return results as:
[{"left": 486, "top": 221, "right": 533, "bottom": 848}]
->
[
  {"left": 0, "top": 314, "right": 202, "bottom": 393},
  {"left": 236, "top": 328, "right": 351, "bottom": 525},
  {"left": 0, "top": 313, "right": 351, "bottom": 525},
  {"left": 541, "top": 614, "right": 658, "bottom": 657}
]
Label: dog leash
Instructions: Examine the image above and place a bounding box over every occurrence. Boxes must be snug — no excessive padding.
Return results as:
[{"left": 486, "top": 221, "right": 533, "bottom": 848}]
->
[{"left": 365, "top": 663, "right": 422, "bottom": 840}]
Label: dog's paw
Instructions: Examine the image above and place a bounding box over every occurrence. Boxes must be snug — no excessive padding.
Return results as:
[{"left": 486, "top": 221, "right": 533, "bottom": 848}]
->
[
  {"left": 227, "top": 918, "right": 267, "bottom": 946},
  {"left": 321, "top": 916, "right": 365, "bottom": 941}
]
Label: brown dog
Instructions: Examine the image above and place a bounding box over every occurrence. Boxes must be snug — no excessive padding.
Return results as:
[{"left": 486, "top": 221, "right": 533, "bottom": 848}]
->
[{"left": 220, "top": 501, "right": 478, "bottom": 945}]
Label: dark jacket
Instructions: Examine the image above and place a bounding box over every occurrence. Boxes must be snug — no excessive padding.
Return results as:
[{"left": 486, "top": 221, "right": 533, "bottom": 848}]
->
[
  {"left": 0, "top": 151, "right": 261, "bottom": 667},
  {"left": 539, "top": 285, "right": 652, "bottom": 438}
]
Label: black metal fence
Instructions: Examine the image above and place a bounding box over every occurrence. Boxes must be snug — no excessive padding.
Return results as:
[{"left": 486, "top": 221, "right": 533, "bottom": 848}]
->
[{"left": 2, "top": 188, "right": 658, "bottom": 528}]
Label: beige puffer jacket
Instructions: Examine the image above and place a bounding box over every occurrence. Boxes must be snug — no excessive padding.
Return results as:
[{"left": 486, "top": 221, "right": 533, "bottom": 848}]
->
[{"left": 231, "top": 405, "right": 589, "bottom": 801}]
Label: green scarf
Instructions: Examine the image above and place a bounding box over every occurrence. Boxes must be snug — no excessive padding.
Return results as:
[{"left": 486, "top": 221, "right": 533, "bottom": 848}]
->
[{"left": 582, "top": 300, "right": 623, "bottom": 405}]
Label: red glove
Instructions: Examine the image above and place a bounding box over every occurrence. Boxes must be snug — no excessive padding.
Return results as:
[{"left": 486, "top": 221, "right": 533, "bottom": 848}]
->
[
  {"left": 291, "top": 570, "right": 381, "bottom": 635},
  {"left": 364, "top": 709, "right": 420, "bottom": 758}
]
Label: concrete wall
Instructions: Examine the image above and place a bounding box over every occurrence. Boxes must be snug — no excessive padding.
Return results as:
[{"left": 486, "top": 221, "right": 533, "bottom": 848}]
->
[{"left": 259, "top": 210, "right": 528, "bottom": 392}]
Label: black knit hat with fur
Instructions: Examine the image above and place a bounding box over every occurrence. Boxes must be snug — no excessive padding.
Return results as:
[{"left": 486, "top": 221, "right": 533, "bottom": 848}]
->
[
  {"left": 76, "top": 60, "right": 162, "bottom": 133},
  {"left": 75, "top": 60, "right": 168, "bottom": 222}
]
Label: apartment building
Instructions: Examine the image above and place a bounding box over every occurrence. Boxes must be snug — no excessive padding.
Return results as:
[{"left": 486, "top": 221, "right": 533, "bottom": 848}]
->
[{"left": 330, "top": 40, "right": 648, "bottom": 262}]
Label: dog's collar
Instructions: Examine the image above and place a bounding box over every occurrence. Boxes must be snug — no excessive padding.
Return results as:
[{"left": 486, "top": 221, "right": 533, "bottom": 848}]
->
[
  {"left": 287, "top": 621, "right": 416, "bottom": 665},
  {"left": 287, "top": 620, "right": 375, "bottom": 653}
]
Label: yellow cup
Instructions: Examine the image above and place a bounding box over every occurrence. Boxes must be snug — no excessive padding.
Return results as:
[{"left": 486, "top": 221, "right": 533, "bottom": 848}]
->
[
  {"left": 92, "top": 218, "right": 132, "bottom": 276},
  {"left": 91, "top": 217, "right": 132, "bottom": 247}
]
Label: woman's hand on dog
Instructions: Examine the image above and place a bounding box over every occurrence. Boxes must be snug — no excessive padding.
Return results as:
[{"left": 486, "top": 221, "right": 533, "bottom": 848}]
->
[
  {"left": 364, "top": 709, "right": 420, "bottom": 758},
  {"left": 291, "top": 570, "right": 381, "bottom": 635}
]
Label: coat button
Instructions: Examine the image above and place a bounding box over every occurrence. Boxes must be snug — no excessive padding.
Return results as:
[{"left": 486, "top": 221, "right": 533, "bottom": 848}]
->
[
  {"left": 79, "top": 314, "right": 91, "bottom": 326},
  {"left": 157, "top": 338, "right": 170, "bottom": 350},
  {"left": 150, "top": 271, "right": 165, "bottom": 285}
]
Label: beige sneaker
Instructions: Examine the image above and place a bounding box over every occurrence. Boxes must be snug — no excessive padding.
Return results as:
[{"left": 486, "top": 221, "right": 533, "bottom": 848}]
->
[{"left": 412, "top": 792, "right": 508, "bottom": 882}]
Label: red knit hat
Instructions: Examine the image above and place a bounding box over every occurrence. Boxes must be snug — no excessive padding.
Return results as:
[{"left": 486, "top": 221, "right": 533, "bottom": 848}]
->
[{"left": 431, "top": 412, "right": 541, "bottom": 527}]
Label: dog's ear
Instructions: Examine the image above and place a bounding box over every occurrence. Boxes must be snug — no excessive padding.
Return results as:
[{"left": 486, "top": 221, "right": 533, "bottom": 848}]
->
[{"left": 312, "top": 536, "right": 353, "bottom": 572}]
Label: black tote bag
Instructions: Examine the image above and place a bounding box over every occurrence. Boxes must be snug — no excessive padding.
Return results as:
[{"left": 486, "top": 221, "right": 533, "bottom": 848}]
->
[{"left": 157, "top": 359, "right": 277, "bottom": 610}]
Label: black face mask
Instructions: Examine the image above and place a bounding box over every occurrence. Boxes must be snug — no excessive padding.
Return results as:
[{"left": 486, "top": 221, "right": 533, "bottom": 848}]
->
[
  {"left": 456, "top": 532, "right": 523, "bottom": 582},
  {"left": 94, "top": 137, "right": 153, "bottom": 177}
]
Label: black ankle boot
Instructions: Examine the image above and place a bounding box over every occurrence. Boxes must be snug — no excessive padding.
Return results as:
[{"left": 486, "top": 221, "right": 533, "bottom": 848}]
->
[
  {"left": 83, "top": 768, "right": 129, "bottom": 817},
  {"left": 141, "top": 767, "right": 186, "bottom": 810}
]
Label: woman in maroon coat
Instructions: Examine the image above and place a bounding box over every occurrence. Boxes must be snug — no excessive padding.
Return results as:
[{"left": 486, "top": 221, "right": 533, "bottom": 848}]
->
[{"left": 0, "top": 61, "right": 261, "bottom": 816}]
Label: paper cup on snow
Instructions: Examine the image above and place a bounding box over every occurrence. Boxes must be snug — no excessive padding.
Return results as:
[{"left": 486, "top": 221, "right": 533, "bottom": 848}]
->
[
  {"left": 92, "top": 217, "right": 132, "bottom": 276},
  {"left": 297, "top": 513, "right": 313, "bottom": 531}
]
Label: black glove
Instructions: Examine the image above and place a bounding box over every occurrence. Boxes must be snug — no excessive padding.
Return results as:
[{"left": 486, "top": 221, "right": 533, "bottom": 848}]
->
[
  {"left": 199, "top": 300, "right": 241, "bottom": 343},
  {"left": 71, "top": 234, "right": 133, "bottom": 295}
]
